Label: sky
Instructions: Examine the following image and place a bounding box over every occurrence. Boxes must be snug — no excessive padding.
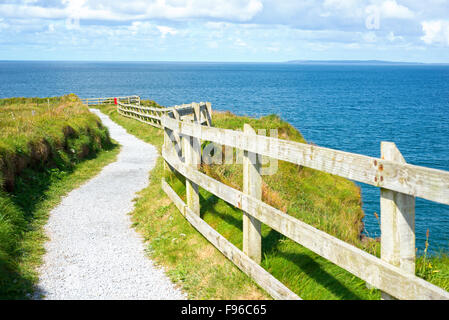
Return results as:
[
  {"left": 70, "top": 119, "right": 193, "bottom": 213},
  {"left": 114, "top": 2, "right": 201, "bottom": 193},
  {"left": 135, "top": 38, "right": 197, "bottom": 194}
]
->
[{"left": 0, "top": 0, "right": 448, "bottom": 62}]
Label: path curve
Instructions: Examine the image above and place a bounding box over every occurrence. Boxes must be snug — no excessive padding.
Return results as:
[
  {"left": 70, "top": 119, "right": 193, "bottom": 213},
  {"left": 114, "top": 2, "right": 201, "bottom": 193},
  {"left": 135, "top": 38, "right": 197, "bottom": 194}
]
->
[{"left": 35, "top": 109, "right": 186, "bottom": 300}]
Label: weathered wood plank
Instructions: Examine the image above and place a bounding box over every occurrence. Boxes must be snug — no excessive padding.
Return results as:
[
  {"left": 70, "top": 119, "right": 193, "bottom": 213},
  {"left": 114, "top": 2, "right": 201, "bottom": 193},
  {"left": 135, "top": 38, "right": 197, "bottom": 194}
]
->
[
  {"left": 243, "top": 124, "right": 262, "bottom": 264},
  {"left": 83, "top": 95, "right": 139, "bottom": 105},
  {"left": 161, "top": 179, "right": 300, "bottom": 300},
  {"left": 204, "top": 102, "right": 212, "bottom": 127},
  {"left": 161, "top": 116, "right": 449, "bottom": 205},
  {"left": 118, "top": 107, "right": 162, "bottom": 121},
  {"left": 183, "top": 121, "right": 201, "bottom": 216},
  {"left": 117, "top": 108, "right": 162, "bottom": 129},
  {"left": 380, "top": 142, "right": 416, "bottom": 300},
  {"left": 116, "top": 101, "right": 210, "bottom": 128},
  {"left": 119, "top": 103, "right": 170, "bottom": 112},
  {"left": 174, "top": 103, "right": 207, "bottom": 117},
  {"left": 162, "top": 148, "right": 449, "bottom": 300},
  {"left": 122, "top": 109, "right": 162, "bottom": 121}
]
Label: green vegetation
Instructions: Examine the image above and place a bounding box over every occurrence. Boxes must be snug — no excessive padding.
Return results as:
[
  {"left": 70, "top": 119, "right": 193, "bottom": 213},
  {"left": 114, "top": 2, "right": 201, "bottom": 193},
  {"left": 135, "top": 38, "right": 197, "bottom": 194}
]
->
[
  {"left": 95, "top": 102, "right": 449, "bottom": 299},
  {"left": 0, "top": 95, "right": 111, "bottom": 191},
  {"left": 204, "top": 112, "right": 377, "bottom": 252},
  {"left": 0, "top": 95, "right": 119, "bottom": 299},
  {"left": 140, "top": 100, "right": 164, "bottom": 108}
]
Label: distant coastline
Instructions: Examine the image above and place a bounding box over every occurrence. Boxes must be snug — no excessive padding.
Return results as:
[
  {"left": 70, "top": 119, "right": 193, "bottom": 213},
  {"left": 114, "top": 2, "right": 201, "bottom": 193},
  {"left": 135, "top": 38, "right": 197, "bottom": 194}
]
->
[{"left": 286, "top": 59, "right": 449, "bottom": 66}]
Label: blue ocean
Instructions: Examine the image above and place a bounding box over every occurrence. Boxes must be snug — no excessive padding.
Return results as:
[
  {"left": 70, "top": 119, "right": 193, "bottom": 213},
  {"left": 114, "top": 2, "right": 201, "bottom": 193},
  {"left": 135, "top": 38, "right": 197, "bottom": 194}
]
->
[{"left": 1, "top": 61, "right": 448, "bottom": 253}]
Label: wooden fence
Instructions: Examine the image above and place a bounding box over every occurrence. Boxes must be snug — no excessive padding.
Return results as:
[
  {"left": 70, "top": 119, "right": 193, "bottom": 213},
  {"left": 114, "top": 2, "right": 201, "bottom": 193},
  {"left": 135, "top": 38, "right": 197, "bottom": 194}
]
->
[
  {"left": 117, "top": 101, "right": 211, "bottom": 129},
  {"left": 81, "top": 95, "right": 140, "bottom": 106},
  {"left": 93, "top": 96, "right": 449, "bottom": 300}
]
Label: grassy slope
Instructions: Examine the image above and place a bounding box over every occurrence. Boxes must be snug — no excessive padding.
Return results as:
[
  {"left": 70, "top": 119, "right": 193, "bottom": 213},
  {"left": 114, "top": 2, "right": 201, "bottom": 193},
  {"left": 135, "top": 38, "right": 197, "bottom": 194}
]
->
[
  {"left": 0, "top": 96, "right": 120, "bottom": 299},
  {"left": 0, "top": 95, "right": 111, "bottom": 190},
  {"left": 95, "top": 103, "right": 448, "bottom": 299}
]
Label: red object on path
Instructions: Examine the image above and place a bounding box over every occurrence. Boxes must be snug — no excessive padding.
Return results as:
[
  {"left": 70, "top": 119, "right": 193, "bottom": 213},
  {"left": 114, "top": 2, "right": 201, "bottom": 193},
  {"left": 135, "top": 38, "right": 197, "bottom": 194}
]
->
[{"left": 114, "top": 97, "right": 118, "bottom": 105}]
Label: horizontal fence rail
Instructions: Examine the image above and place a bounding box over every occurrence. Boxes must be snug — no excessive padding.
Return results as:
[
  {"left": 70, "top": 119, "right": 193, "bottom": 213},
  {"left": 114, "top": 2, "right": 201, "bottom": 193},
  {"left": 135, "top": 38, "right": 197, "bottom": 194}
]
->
[
  {"left": 162, "top": 145, "right": 449, "bottom": 300},
  {"left": 117, "top": 101, "right": 211, "bottom": 129},
  {"left": 161, "top": 179, "right": 300, "bottom": 300},
  {"left": 161, "top": 116, "right": 449, "bottom": 206},
  {"left": 105, "top": 94, "right": 448, "bottom": 300},
  {"left": 117, "top": 102, "right": 166, "bottom": 128},
  {"left": 81, "top": 95, "right": 140, "bottom": 106}
]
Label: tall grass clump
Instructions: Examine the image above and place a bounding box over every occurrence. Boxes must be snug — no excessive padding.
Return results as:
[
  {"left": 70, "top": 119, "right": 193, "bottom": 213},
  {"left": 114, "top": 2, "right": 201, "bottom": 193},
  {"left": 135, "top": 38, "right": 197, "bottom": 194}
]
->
[
  {"left": 0, "top": 94, "right": 111, "bottom": 191},
  {"left": 0, "top": 94, "right": 116, "bottom": 299}
]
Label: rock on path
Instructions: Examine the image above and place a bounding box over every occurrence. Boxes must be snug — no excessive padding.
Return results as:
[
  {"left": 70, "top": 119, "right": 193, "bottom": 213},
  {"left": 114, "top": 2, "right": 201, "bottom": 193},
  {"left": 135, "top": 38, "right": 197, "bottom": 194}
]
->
[{"left": 34, "top": 109, "right": 186, "bottom": 300}]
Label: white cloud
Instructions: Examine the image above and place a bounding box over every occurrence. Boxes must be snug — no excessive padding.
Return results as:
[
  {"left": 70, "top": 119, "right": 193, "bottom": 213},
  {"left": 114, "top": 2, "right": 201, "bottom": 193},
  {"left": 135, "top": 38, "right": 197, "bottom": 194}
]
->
[
  {"left": 207, "top": 41, "right": 219, "bottom": 48},
  {"left": 345, "top": 42, "right": 361, "bottom": 49},
  {"left": 157, "top": 25, "right": 178, "bottom": 38},
  {"left": 267, "top": 45, "right": 280, "bottom": 52},
  {"left": 379, "top": 0, "right": 414, "bottom": 19},
  {"left": 0, "top": 18, "right": 9, "bottom": 31},
  {"left": 306, "top": 42, "right": 331, "bottom": 51},
  {"left": 0, "top": 4, "right": 66, "bottom": 19},
  {"left": 421, "top": 20, "right": 449, "bottom": 46},
  {"left": 323, "top": 0, "right": 361, "bottom": 13},
  {"left": 204, "top": 22, "right": 232, "bottom": 30},
  {"left": 387, "top": 31, "right": 404, "bottom": 42},
  {"left": 365, "top": 1, "right": 414, "bottom": 22},
  {"left": 62, "top": 0, "right": 86, "bottom": 10},
  {"left": 0, "top": 0, "right": 264, "bottom": 22},
  {"left": 234, "top": 38, "right": 248, "bottom": 47},
  {"left": 128, "top": 21, "right": 156, "bottom": 35},
  {"left": 363, "top": 31, "right": 378, "bottom": 43}
]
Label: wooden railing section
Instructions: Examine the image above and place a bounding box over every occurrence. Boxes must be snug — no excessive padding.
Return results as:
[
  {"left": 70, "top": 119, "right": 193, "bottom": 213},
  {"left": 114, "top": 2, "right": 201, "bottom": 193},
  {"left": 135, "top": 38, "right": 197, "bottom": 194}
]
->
[
  {"left": 81, "top": 95, "right": 140, "bottom": 106},
  {"left": 117, "top": 101, "right": 211, "bottom": 129},
  {"left": 90, "top": 96, "right": 449, "bottom": 300},
  {"left": 160, "top": 106, "right": 449, "bottom": 300}
]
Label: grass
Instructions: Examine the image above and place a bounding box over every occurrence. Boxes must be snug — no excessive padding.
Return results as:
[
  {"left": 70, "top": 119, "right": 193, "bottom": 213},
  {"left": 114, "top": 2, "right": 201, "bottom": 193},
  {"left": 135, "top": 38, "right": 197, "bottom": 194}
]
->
[
  {"left": 95, "top": 102, "right": 449, "bottom": 299},
  {"left": 0, "top": 94, "right": 111, "bottom": 191},
  {"left": 0, "top": 95, "right": 119, "bottom": 299}
]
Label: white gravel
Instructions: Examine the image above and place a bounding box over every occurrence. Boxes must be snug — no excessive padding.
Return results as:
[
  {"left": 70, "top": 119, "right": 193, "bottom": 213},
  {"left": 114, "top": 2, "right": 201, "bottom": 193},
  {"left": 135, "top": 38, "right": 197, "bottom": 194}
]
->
[{"left": 34, "top": 109, "right": 186, "bottom": 300}]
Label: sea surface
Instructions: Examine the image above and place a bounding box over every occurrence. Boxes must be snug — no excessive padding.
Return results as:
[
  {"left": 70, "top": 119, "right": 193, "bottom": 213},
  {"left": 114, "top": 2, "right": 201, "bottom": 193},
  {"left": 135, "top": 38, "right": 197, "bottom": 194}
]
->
[{"left": 1, "top": 61, "right": 448, "bottom": 254}]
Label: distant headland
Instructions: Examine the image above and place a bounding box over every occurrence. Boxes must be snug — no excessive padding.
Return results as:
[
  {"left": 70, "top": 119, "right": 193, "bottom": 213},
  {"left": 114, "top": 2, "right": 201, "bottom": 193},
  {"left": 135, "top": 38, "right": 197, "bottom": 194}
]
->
[{"left": 286, "top": 60, "right": 449, "bottom": 65}]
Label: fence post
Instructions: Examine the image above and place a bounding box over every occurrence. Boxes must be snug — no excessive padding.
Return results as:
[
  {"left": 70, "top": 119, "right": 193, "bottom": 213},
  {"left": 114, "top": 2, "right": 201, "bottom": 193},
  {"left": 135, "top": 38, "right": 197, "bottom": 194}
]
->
[
  {"left": 163, "top": 115, "right": 178, "bottom": 177},
  {"left": 183, "top": 112, "right": 201, "bottom": 216},
  {"left": 191, "top": 102, "right": 200, "bottom": 123},
  {"left": 163, "top": 123, "right": 170, "bottom": 176},
  {"left": 204, "top": 102, "right": 213, "bottom": 126},
  {"left": 380, "top": 141, "right": 416, "bottom": 300},
  {"left": 168, "top": 108, "right": 182, "bottom": 158},
  {"left": 243, "top": 124, "right": 262, "bottom": 264}
]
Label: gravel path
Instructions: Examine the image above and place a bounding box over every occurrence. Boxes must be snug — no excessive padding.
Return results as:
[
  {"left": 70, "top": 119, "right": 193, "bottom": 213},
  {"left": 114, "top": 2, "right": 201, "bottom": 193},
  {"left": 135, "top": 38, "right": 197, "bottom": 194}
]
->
[{"left": 34, "top": 109, "right": 186, "bottom": 300}]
